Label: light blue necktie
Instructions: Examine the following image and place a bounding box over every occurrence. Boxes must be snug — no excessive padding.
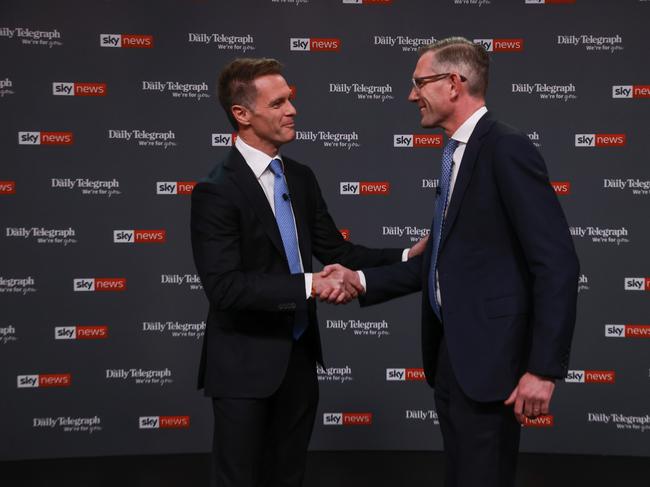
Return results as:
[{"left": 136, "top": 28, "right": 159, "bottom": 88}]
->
[
  {"left": 428, "top": 138, "right": 458, "bottom": 321},
  {"left": 269, "top": 158, "right": 308, "bottom": 339}
]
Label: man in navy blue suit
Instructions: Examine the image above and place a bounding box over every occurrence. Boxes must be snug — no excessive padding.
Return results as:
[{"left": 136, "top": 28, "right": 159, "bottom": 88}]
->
[{"left": 324, "top": 37, "right": 579, "bottom": 486}]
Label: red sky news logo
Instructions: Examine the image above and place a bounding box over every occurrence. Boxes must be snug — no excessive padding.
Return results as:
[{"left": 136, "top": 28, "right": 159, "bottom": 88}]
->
[
  {"left": 100, "top": 34, "right": 153, "bottom": 48},
  {"left": 138, "top": 416, "right": 190, "bottom": 429},
  {"left": 17, "top": 374, "right": 71, "bottom": 388},
  {"left": 340, "top": 181, "right": 390, "bottom": 195},
  {"left": 113, "top": 230, "right": 166, "bottom": 243},
  {"left": 522, "top": 415, "right": 554, "bottom": 427},
  {"left": 612, "top": 85, "right": 650, "bottom": 99},
  {"left": 55, "top": 326, "right": 108, "bottom": 340},
  {"left": 289, "top": 85, "right": 297, "bottom": 99},
  {"left": 565, "top": 370, "right": 616, "bottom": 383},
  {"left": 0, "top": 181, "right": 16, "bottom": 194},
  {"left": 393, "top": 134, "right": 443, "bottom": 148},
  {"left": 212, "top": 133, "right": 237, "bottom": 146},
  {"left": 386, "top": 368, "right": 426, "bottom": 381},
  {"left": 73, "top": 278, "right": 127, "bottom": 292},
  {"left": 290, "top": 38, "right": 341, "bottom": 51},
  {"left": 605, "top": 324, "right": 650, "bottom": 338},
  {"left": 551, "top": 181, "right": 571, "bottom": 195},
  {"left": 323, "top": 412, "right": 373, "bottom": 425},
  {"left": 52, "top": 82, "right": 107, "bottom": 96},
  {"left": 624, "top": 277, "right": 650, "bottom": 291},
  {"left": 156, "top": 181, "right": 196, "bottom": 195},
  {"left": 18, "top": 131, "right": 73, "bottom": 145},
  {"left": 575, "top": 134, "right": 626, "bottom": 147},
  {"left": 339, "top": 229, "right": 351, "bottom": 241},
  {"left": 473, "top": 38, "right": 524, "bottom": 52}
]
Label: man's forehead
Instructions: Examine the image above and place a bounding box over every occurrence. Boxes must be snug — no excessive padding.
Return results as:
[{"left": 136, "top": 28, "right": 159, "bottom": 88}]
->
[
  {"left": 253, "top": 74, "right": 288, "bottom": 93},
  {"left": 415, "top": 52, "right": 437, "bottom": 73}
]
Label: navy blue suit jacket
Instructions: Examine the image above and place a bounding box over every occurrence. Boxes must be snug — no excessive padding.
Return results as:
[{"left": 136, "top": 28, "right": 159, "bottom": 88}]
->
[{"left": 363, "top": 115, "right": 579, "bottom": 402}]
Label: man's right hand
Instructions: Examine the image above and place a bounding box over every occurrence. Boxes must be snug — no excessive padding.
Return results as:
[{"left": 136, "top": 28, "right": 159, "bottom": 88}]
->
[{"left": 313, "top": 264, "right": 363, "bottom": 304}]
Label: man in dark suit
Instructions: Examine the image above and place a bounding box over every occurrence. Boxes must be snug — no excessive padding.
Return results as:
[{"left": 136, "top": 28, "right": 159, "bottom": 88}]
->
[
  {"left": 324, "top": 38, "right": 579, "bottom": 486},
  {"left": 191, "top": 58, "right": 425, "bottom": 487}
]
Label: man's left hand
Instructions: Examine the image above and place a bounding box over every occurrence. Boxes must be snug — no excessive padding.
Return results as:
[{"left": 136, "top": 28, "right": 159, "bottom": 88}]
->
[
  {"left": 504, "top": 372, "right": 555, "bottom": 424},
  {"left": 407, "top": 235, "right": 429, "bottom": 259}
]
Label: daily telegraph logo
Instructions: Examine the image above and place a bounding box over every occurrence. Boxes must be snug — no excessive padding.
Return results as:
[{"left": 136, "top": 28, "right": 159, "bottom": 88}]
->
[
  {"left": 511, "top": 83, "right": 577, "bottom": 101},
  {"left": 296, "top": 131, "right": 360, "bottom": 149},
  {"left": 138, "top": 416, "right": 190, "bottom": 429},
  {"left": 325, "top": 319, "right": 390, "bottom": 338},
  {"left": 0, "top": 27, "right": 63, "bottom": 47},
  {"left": 323, "top": 412, "right": 373, "bottom": 425},
  {"left": 606, "top": 324, "right": 650, "bottom": 338},
  {"left": 18, "top": 131, "right": 73, "bottom": 145},
  {"left": 578, "top": 274, "right": 590, "bottom": 293},
  {"left": 612, "top": 85, "right": 650, "bottom": 99},
  {"left": 108, "top": 130, "right": 176, "bottom": 148},
  {"left": 5, "top": 227, "right": 78, "bottom": 246},
  {"left": 386, "top": 368, "right": 426, "bottom": 381},
  {"left": 161, "top": 274, "right": 202, "bottom": 291},
  {"left": 473, "top": 38, "right": 523, "bottom": 52},
  {"left": 52, "top": 82, "right": 106, "bottom": 96},
  {"left": 290, "top": 37, "right": 341, "bottom": 51},
  {"left": 17, "top": 374, "right": 71, "bottom": 388},
  {"left": 382, "top": 226, "right": 430, "bottom": 243},
  {"left": 522, "top": 415, "right": 554, "bottom": 427},
  {"left": 211, "top": 133, "right": 237, "bottom": 146},
  {"left": 51, "top": 178, "right": 121, "bottom": 197},
  {"left": 0, "top": 325, "right": 18, "bottom": 345},
  {"left": 343, "top": 0, "right": 393, "bottom": 4},
  {"left": 317, "top": 365, "right": 354, "bottom": 384},
  {"left": 588, "top": 412, "right": 650, "bottom": 433},
  {"left": 33, "top": 416, "right": 102, "bottom": 434},
  {"left": 525, "top": 0, "right": 575, "bottom": 4},
  {"left": 451, "top": 0, "right": 492, "bottom": 5},
  {"left": 373, "top": 35, "right": 437, "bottom": 52},
  {"left": 73, "top": 278, "right": 126, "bottom": 292},
  {"left": 156, "top": 181, "right": 196, "bottom": 195},
  {"left": 394, "top": 134, "right": 443, "bottom": 148},
  {"left": 0, "top": 181, "right": 16, "bottom": 194},
  {"left": 527, "top": 131, "right": 542, "bottom": 148},
  {"left": 405, "top": 410, "right": 439, "bottom": 424},
  {"left": 100, "top": 34, "right": 153, "bottom": 48},
  {"left": 0, "top": 77, "right": 15, "bottom": 97},
  {"left": 624, "top": 278, "right": 650, "bottom": 292},
  {"left": 422, "top": 179, "right": 440, "bottom": 190},
  {"left": 340, "top": 181, "right": 390, "bottom": 195},
  {"left": 603, "top": 179, "right": 650, "bottom": 196},
  {"left": 142, "top": 320, "right": 206, "bottom": 339},
  {"left": 107, "top": 368, "right": 173, "bottom": 386},
  {"left": 575, "top": 134, "right": 626, "bottom": 147},
  {"left": 55, "top": 326, "right": 108, "bottom": 340},
  {"left": 557, "top": 35, "right": 623, "bottom": 53},
  {"left": 188, "top": 33, "right": 255, "bottom": 52},
  {"left": 565, "top": 370, "right": 616, "bottom": 383},
  {"left": 113, "top": 230, "right": 166, "bottom": 244},
  {"left": 329, "top": 83, "right": 394, "bottom": 102},
  {"left": 569, "top": 226, "right": 629, "bottom": 245},
  {"left": 551, "top": 181, "right": 571, "bottom": 195},
  {"left": 142, "top": 81, "right": 210, "bottom": 100},
  {"left": 0, "top": 276, "right": 37, "bottom": 295}
]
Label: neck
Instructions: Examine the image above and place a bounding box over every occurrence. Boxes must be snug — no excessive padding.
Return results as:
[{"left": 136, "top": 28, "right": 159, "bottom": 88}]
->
[
  {"left": 441, "top": 98, "right": 485, "bottom": 137},
  {"left": 237, "top": 130, "right": 279, "bottom": 158}
]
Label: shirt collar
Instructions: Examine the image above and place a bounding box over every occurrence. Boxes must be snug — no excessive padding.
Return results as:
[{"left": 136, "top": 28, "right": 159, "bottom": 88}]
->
[
  {"left": 235, "top": 135, "right": 283, "bottom": 179},
  {"left": 451, "top": 106, "right": 488, "bottom": 145}
]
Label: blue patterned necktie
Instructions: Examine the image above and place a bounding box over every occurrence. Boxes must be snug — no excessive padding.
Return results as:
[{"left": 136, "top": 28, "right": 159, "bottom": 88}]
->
[
  {"left": 269, "top": 158, "right": 307, "bottom": 339},
  {"left": 428, "top": 138, "right": 458, "bottom": 321}
]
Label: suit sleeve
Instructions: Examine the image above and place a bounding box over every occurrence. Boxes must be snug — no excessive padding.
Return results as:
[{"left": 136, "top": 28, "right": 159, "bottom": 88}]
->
[
  {"left": 493, "top": 134, "right": 579, "bottom": 379},
  {"left": 306, "top": 168, "right": 404, "bottom": 268},
  {"left": 360, "top": 254, "right": 424, "bottom": 306},
  {"left": 190, "top": 182, "right": 307, "bottom": 313}
]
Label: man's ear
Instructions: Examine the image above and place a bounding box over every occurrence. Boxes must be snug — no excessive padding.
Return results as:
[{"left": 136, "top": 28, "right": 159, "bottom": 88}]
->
[{"left": 231, "top": 104, "right": 250, "bottom": 127}]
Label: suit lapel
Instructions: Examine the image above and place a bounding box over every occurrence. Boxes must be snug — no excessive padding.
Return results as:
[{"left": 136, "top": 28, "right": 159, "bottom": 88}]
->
[
  {"left": 440, "top": 115, "right": 495, "bottom": 249},
  {"left": 284, "top": 159, "right": 312, "bottom": 273}
]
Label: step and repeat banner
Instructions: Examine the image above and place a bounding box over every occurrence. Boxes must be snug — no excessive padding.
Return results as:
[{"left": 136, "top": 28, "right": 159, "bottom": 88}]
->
[{"left": 1, "top": 0, "right": 649, "bottom": 461}]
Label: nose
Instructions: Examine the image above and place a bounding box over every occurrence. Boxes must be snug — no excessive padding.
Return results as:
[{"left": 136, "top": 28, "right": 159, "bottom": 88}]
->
[
  {"left": 286, "top": 100, "right": 297, "bottom": 116},
  {"left": 408, "top": 86, "right": 419, "bottom": 102}
]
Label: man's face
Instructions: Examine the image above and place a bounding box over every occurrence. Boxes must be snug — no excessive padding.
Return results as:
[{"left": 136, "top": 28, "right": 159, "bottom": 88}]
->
[
  {"left": 408, "top": 51, "right": 454, "bottom": 129},
  {"left": 246, "top": 74, "right": 296, "bottom": 148}
]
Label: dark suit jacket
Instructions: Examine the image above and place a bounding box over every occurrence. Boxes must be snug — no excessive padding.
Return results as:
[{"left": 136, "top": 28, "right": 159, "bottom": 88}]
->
[
  {"left": 363, "top": 115, "right": 580, "bottom": 402},
  {"left": 191, "top": 148, "right": 402, "bottom": 398}
]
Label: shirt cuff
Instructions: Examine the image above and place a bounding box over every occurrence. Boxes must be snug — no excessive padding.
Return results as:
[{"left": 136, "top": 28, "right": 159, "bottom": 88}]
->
[
  {"left": 357, "top": 271, "right": 367, "bottom": 294},
  {"left": 402, "top": 248, "right": 410, "bottom": 262},
  {"left": 304, "top": 273, "right": 312, "bottom": 299}
]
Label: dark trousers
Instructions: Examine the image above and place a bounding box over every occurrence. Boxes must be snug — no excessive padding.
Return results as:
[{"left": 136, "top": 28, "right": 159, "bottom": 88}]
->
[
  {"left": 211, "top": 338, "right": 318, "bottom": 487},
  {"left": 434, "top": 339, "right": 521, "bottom": 487}
]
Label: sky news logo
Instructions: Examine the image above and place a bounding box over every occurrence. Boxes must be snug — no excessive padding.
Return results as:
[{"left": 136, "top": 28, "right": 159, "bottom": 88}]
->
[
  {"left": 340, "top": 229, "right": 350, "bottom": 241},
  {"left": 605, "top": 324, "right": 650, "bottom": 338},
  {"left": 156, "top": 181, "right": 196, "bottom": 195},
  {"left": 100, "top": 34, "right": 153, "bottom": 48},
  {"left": 473, "top": 38, "right": 523, "bottom": 52},
  {"left": 393, "top": 134, "right": 443, "bottom": 148},
  {"left": 0, "top": 181, "right": 16, "bottom": 194},
  {"left": 551, "top": 181, "right": 571, "bottom": 195},
  {"left": 138, "top": 416, "right": 190, "bottom": 429},
  {"left": 323, "top": 412, "right": 373, "bottom": 425},
  {"left": 340, "top": 181, "right": 390, "bottom": 195},
  {"left": 612, "top": 85, "right": 650, "bottom": 99},
  {"left": 55, "top": 326, "right": 108, "bottom": 340},
  {"left": 113, "top": 230, "right": 166, "bottom": 244},
  {"left": 18, "top": 131, "right": 73, "bottom": 145},
  {"left": 52, "top": 82, "right": 106, "bottom": 96},
  {"left": 575, "top": 134, "right": 626, "bottom": 147},
  {"left": 17, "top": 374, "right": 71, "bottom": 388},
  {"left": 212, "top": 133, "right": 237, "bottom": 146},
  {"left": 565, "top": 370, "right": 616, "bottom": 383},
  {"left": 290, "top": 37, "right": 341, "bottom": 51},
  {"left": 624, "top": 277, "right": 650, "bottom": 291},
  {"left": 386, "top": 368, "right": 426, "bottom": 381},
  {"left": 522, "top": 415, "right": 554, "bottom": 427},
  {"left": 73, "top": 278, "right": 127, "bottom": 292}
]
